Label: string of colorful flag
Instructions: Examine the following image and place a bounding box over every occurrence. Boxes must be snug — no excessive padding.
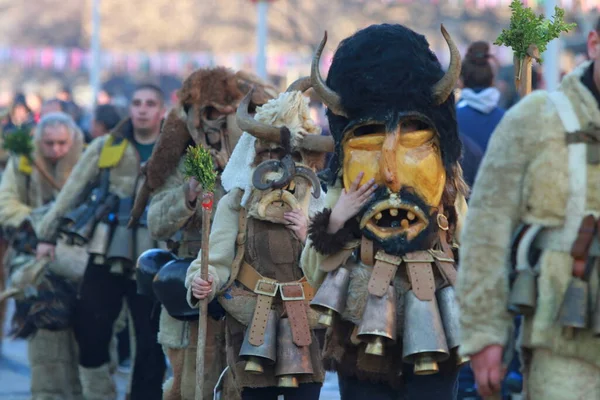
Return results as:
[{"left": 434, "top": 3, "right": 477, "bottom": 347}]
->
[
  {"left": 360, "top": 0, "right": 597, "bottom": 10},
  {"left": 0, "top": 46, "right": 336, "bottom": 76}
]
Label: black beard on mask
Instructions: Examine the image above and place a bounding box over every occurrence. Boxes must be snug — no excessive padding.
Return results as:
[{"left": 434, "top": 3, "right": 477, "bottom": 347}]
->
[{"left": 358, "top": 187, "right": 438, "bottom": 256}]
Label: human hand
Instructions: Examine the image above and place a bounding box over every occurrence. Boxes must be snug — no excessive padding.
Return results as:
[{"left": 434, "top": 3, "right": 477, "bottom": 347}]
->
[
  {"left": 328, "top": 172, "right": 378, "bottom": 234},
  {"left": 36, "top": 242, "right": 56, "bottom": 261},
  {"left": 191, "top": 273, "right": 214, "bottom": 300},
  {"left": 470, "top": 344, "right": 506, "bottom": 397},
  {"left": 284, "top": 208, "right": 308, "bottom": 243},
  {"left": 186, "top": 177, "right": 203, "bottom": 204}
]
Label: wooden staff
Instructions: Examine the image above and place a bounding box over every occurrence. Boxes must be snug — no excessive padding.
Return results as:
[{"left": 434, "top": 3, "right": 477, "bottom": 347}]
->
[
  {"left": 514, "top": 44, "right": 540, "bottom": 98},
  {"left": 195, "top": 192, "right": 214, "bottom": 400}
]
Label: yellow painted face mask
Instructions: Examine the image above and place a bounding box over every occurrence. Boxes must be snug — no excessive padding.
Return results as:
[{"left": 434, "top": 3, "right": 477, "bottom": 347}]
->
[{"left": 342, "top": 124, "right": 446, "bottom": 208}]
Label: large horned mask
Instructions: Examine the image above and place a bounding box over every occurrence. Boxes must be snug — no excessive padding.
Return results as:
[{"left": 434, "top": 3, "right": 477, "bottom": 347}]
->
[
  {"left": 312, "top": 24, "right": 462, "bottom": 255},
  {"left": 236, "top": 80, "right": 334, "bottom": 224}
]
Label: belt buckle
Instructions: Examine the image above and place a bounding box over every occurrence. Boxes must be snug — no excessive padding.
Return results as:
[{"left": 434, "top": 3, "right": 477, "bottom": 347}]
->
[
  {"left": 279, "top": 282, "right": 305, "bottom": 301},
  {"left": 254, "top": 278, "right": 279, "bottom": 297}
]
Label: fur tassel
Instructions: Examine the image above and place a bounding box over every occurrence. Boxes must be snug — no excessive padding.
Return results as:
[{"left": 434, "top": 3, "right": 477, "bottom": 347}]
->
[
  {"left": 308, "top": 208, "right": 359, "bottom": 255},
  {"left": 129, "top": 181, "right": 152, "bottom": 228},
  {"left": 146, "top": 109, "right": 192, "bottom": 190}
]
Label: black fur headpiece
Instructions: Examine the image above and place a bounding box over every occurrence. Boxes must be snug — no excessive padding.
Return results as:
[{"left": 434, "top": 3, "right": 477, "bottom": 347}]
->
[{"left": 324, "top": 24, "right": 462, "bottom": 179}]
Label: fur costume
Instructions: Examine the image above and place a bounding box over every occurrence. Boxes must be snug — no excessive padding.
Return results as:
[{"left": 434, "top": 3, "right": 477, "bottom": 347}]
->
[
  {"left": 140, "top": 67, "right": 277, "bottom": 400},
  {"left": 0, "top": 112, "right": 84, "bottom": 399},
  {"left": 36, "top": 117, "right": 164, "bottom": 400},
  {"left": 456, "top": 62, "right": 600, "bottom": 394},
  {"left": 185, "top": 89, "right": 328, "bottom": 394},
  {"left": 300, "top": 23, "right": 469, "bottom": 395}
]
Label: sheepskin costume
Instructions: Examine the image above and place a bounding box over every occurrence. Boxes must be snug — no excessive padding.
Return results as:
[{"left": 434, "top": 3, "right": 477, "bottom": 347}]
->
[
  {"left": 0, "top": 112, "right": 85, "bottom": 400},
  {"left": 457, "top": 61, "right": 600, "bottom": 398},
  {"left": 138, "top": 67, "right": 277, "bottom": 400},
  {"left": 185, "top": 89, "right": 328, "bottom": 391}
]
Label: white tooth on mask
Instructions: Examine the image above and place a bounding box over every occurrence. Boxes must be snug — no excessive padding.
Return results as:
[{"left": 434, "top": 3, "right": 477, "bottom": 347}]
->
[
  {"left": 401, "top": 219, "right": 409, "bottom": 229},
  {"left": 390, "top": 209, "right": 398, "bottom": 217},
  {"left": 375, "top": 213, "right": 383, "bottom": 220},
  {"left": 407, "top": 211, "right": 415, "bottom": 221}
]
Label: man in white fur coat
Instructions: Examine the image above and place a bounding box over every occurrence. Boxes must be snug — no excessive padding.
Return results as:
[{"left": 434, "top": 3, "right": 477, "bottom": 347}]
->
[
  {"left": 456, "top": 19, "right": 600, "bottom": 399},
  {"left": 0, "top": 112, "right": 85, "bottom": 399}
]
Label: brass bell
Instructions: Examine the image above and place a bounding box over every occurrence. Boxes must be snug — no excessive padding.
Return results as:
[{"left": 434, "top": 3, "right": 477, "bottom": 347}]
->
[
  {"left": 557, "top": 277, "right": 589, "bottom": 339},
  {"left": 275, "top": 318, "right": 313, "bottom": 387},
  {"left": 239, "top": 309, "right": 278, "bottom": 374},
  {"left": 60, "top": 203, "right": 89, "bottom": 229},
  {"left": 62, "top": 214, "right": 96, "bottom": 246},
  {"left": 592, "top": 286, "right": 600, "bottom": 337},
  {"left": 88, "top": 222, "right": 111, "bottom": 264},
  {"left": 105, "top": 225, "right": 135, "bottom": 269},
  {"left": 507, "top": 269, "right": 537, "bottom": 316},
  {"left": 436, "top": 285, "right": 460, "bottom": 351},
  {"left": 310, "top": 267, "right": 351, "bottom": 327},
  {"left": 402, "top": 290, "right": 450, "bottom": 375},
  {"left": 135, "top": 226, "right": 156, "bottom": 259},
  {"left": 356, "top": 285, "right": 397, "bottom": 357}
]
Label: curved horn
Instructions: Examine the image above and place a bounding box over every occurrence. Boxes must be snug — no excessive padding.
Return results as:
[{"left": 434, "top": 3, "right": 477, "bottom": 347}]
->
[
  {"left": 432, "top": 24, "right": 461, "bottom": 106},
  {"left": 295, "top": 166, "right": 322, "bottom": 199},
  {"left": 252, "top": 160, "right": 284, "bottom": 190},
  {"left": 286, "top": 77, "right": 312, "bottom": 93},
  {"left": 236, "top": 88, "right": 281, "bottom": 143},
  {"left": 311, "top": 32, "right": 348, "bottom": 118},
  {"left": 299, "top": 134, "right": 335, "bottom": 153}
]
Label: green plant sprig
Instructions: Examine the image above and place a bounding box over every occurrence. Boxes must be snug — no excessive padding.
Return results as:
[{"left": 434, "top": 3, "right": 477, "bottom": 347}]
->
[
  {"left": 494, "top": 0, "right": 576, "bottom": 63},
  {"left": 183, "top": 145, "right": 217, "bottom": 194},
  {"left": 2, "top": 128, "right": 33, "bottom": 157}
]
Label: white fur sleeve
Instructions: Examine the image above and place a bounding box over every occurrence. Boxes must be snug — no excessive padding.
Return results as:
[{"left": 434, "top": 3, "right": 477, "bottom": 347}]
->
[{"left": 185, "top": 190, "right": 239, "bottom": 306}]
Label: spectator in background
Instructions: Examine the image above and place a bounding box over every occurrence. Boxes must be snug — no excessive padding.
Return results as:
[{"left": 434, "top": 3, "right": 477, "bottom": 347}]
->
[
  {"left": 456, "top": 41, "right": 505, "bottom": 152},
  {"left": 90, "top": 104, "right": 122, "bottom": 141},
  {"left": 2, "top": 93, "right": 35, "bottom": 134},
  {"left": 26, "top": 93, "right": 44, "bottom": 123},
  {"left": 40, "top": 98, "right": 67, "bottom": 117},
  {"left": 97, "top": 89, "right": 112, "bottom": 106}
]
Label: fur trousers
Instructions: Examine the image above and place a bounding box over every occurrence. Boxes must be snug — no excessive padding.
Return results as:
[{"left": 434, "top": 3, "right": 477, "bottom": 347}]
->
[
  {"left": 525, "top": 348, "right": 600, "bottom": 400},
  {"left": 28, "top": 328, "right": 83, "bottom": 400}
]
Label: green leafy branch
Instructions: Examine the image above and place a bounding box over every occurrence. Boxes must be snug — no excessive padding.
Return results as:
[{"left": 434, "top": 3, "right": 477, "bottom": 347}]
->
[
  {"left": 494, "top": 0, "right": 576, "bottom": 63},
  {"left": 2, "top": 127, "right": 33, "bottom": 157},
  {"left": 183, "top": 145, "right": 217, "bottom": 194}
]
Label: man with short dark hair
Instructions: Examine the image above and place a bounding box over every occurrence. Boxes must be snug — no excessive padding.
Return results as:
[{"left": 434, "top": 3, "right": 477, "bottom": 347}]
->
[{"left": 36, "top": 84, "right": 167, "bottom": 399}]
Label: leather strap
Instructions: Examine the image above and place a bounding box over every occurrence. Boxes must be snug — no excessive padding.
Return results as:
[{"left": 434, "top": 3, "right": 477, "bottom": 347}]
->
[
  {"left": 368, "top": 250, "right": 401, "bottom": 297},
  {"left": 429, "top": 249, "right": 456, "bottom": 287},
  {"left": 404, "top": 251, "right": 435, "bottom": 301},
  {"left": 248, "top": 283, "right": 276, "bottom": 346},
  {"left": 216, "top": 200, "right": 247, "bottom": 295},
  {"left": 570, "top": 214, "right": 597, "bottom": 279},
  {"left": 237, "top": 262, "right": 315, "bottom": 301},
  {"left": 320, "top": 247, "right": 354, "bottom": 272},
  {"left": 281, "top": 284, "right": 312, "bottom": 346},
  {"left": 361, "top": 237, "right": 374, "bottom": 266}
]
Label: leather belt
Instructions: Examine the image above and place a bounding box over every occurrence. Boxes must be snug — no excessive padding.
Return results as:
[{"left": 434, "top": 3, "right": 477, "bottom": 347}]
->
[
  {"left": 368, "top": 250, "right": 402, "bottom": 297},
  {"left": 237, "top": 262, "right": 313, "bottom": 347}
]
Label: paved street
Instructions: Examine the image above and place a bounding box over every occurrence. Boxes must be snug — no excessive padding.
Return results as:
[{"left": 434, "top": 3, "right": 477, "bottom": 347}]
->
[{"left": 0, "top": 301, "right": 340, "bottom": 400}]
